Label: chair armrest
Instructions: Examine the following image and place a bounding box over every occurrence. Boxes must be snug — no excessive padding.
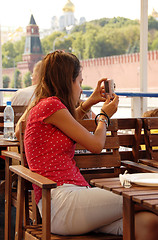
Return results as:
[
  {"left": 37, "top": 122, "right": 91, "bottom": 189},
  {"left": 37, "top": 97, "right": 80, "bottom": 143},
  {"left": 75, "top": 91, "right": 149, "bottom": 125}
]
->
[
  {"left": 9, "top": 165, "right": 57, "bottom": 189},
  {"left": 2, "top": 150, "right": 21, "bottom": 162},
  {"left": 122, "top": 160, "right": 158, "bottom": 173}
]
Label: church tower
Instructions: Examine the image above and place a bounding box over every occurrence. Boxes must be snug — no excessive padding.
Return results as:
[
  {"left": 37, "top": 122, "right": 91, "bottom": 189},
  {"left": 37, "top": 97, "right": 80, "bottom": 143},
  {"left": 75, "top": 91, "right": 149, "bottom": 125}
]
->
[
  {"left": 59, "top": 0, "right": 76, "bottom": 31},
  {"left": 17, "top": 14, "right": 44, "bottom": 74}
]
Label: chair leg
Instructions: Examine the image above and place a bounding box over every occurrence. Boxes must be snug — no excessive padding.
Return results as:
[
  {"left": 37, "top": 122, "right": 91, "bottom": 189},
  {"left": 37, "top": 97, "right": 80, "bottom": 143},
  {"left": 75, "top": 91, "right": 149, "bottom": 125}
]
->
[
  {"left": 42, "top": 188, "right": 51, "bottom": 240},
  {"left": 5, "top": 157, "right": 12, "bottom": 240},
  {"left": 31, "top": 190, "right": 41, "bottom": 225},
  {"left": 15, "top": 176, "right": 25, "bottom": 240}
]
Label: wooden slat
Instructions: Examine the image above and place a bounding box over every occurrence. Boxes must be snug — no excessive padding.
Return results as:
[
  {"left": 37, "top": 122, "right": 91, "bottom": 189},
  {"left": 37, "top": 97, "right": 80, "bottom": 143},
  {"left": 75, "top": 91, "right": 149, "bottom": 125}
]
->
[
  {"left": 145, "top": 118, "right": 158, "bottom": 129},
  {"left": 149, "top": 135, "right": 158, "bottom": 146},
  {"left": 78, "top": 119, "right": 118, "bottom": 131},
  {"left": 133, "top": 194, "right": 158, "bottom": 203},
  {"left": 139, "top": 159, "right": 158, "bottom": 168},
  {"left": 76, "top": 136, "right": 119, "bottom": 150},
  {"left": 143, "top": 199, "right": 158, "bottom": 211},
  {"left": 75, "top": 153, "right": 120, "bottom": 168},
  {"left": 122, "top": 160, "right": 158, "bottom": 173},
  {"left": 118, "top": 135, "right": 134, "bottom": 146},
  {"left": 117, "top": 118, "right": 138, "bottom": 129},
  {"left": 123, "top": 189, "right": 158, "bottom": 198}
]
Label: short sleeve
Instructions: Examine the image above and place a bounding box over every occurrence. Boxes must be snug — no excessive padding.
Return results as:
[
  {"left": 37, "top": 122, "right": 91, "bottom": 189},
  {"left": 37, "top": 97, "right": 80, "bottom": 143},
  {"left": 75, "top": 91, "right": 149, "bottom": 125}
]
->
[{"left": 29, "top": 97, "right": 67, "bottom": 123}]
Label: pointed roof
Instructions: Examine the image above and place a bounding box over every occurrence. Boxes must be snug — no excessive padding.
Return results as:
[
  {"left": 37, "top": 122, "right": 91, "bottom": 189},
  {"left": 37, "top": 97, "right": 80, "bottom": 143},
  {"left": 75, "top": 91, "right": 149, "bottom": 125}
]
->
[{"left": 29, "top": 14, "right": 36, "bottom": 25}]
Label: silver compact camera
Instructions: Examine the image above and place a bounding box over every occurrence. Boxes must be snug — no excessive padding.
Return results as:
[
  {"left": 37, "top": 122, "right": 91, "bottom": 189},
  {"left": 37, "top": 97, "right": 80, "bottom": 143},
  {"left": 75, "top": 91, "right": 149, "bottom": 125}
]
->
[{"left": 104, "top": 79, "right": 115, "bottom": 98}]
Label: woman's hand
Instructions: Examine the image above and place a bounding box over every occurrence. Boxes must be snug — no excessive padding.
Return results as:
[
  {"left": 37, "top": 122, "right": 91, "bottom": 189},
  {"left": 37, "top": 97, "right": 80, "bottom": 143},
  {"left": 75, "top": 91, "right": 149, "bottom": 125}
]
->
[
  {"left": 88, "top": 78, "right": 107, "bottom": 105},
  {"left": 101, "top": 93, "right": 119, "bottom": 118}
]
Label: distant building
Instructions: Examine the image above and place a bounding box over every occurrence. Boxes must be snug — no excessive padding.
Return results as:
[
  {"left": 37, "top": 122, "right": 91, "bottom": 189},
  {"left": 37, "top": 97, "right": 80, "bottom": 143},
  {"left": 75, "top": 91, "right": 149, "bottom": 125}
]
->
[
  {"left": 150, "top": 8, "right": 158, "bottom": 20},
  {"left": 1, "top": 26, "right": 25, "bottom": 44},
  {"left": 17, "top": 14, "right": 44, "bottom": 75},
  {"left": 51, "top": 0, "right": 86, "bottom": 33},
  {"left": 2, "top": 15, "right": 44, "bottom": 86}
]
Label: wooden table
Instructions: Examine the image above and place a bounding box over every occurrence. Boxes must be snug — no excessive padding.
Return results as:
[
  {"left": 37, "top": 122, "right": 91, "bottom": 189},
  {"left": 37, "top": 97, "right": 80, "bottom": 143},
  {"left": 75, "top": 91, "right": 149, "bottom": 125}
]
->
[
  {"left": 0, "top": 138, "right": 19, "bottom": 184},
  {"left": 0, "top": 137, "right": 20, "bottom": 197},
  {"left": 90, "top": 177, "right": 158, "bottom": 240}
]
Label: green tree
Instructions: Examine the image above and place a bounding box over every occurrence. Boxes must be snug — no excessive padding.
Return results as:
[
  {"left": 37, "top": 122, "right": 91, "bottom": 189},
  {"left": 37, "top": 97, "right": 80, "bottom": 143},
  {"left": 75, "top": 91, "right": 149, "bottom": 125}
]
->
[
  {"left": 2, "top": 37, "right": 25, "bottom": 68},
  {"left": 82, "top": 24, "right": 99, "bottom": 59},
  {"left": 82, "top": 85, "right": 92, "bottom": 90},
  {"left": 2, "top": 42, "right": 16, "bottom": 68},
  {"left": 148, "top": 16, "right": 158, "bottom": 30},
  {"left": 71, "top": 32, "right": 84, "bottom": 59},
  {"left": 55, "top": 37, "right": 72, "bottom": 52},
  {"left": 14, "top": 36, "right": 25, "bottom": 63},
  {"left": 11, "top": 69, "right": 22, "bottom": 88},
  {"left": 151, "top": 38, "right": 158, "bottom": 50},
  {"left": 41, "top": 32, "right": 64, "bottom": 54},
  {"left": 3, "top": 75, "right": 10, "bottom": 88},
  {"left": 24, "top": 72, "right": 32, "bottom": 87}
]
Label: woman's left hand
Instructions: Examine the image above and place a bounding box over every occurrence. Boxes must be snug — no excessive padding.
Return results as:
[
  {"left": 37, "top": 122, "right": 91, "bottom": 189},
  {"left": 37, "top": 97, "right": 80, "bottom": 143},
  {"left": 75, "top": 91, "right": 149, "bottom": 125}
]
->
[{"left": 88, "top": 78, "right": 107, "bottom": 105}]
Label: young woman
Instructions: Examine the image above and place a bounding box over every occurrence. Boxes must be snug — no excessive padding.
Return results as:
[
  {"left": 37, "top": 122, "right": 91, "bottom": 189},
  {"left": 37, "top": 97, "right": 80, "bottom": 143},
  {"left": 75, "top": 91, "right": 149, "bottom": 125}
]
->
[{"left": 15, "top": 51, "right": 158, "bottom": 239}]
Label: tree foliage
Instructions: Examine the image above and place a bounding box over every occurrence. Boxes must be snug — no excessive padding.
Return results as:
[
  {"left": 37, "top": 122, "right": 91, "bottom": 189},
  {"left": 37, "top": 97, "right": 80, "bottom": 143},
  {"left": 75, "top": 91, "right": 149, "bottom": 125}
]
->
[
  {"left": 3, "top": 75, "right": 10, "bottom": 88},
  {"left": 11, "top": 69, "right": 22, "bottom": 88},
  {"left": 24, "top": 72, "right": 32, "bottom": 87},
  {"left": 2, "top": 37, "right": 25, "bottom": 68},
  {"left": 2, "top": 16, "right": 158, "bottom": 66}
]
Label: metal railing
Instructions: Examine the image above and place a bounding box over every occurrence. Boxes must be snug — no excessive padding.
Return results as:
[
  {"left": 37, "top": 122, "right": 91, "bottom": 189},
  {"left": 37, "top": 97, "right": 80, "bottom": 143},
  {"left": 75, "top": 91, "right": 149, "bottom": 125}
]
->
[
  {"left": 82, "top": 91, "right": 158, "bottom": 118},
  {"left": 82, "top": 90, "right": 158, "bottom": 98},
  {"left": 1, "top": 88, "right": 158, "bottom": 118}
]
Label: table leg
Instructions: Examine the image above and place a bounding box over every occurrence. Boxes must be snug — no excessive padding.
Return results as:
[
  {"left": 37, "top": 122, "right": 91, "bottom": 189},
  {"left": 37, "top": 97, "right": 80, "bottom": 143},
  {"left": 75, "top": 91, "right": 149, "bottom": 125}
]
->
[{"left": 123, "top": 196, "right": 135, "bottom": 240}]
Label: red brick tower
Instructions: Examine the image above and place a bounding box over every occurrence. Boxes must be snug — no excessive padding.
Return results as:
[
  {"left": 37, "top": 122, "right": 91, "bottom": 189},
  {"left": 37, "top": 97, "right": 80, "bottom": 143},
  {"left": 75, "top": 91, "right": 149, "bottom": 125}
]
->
[{"left": 17, "top": 14, "right": 44, "bottom": 74}]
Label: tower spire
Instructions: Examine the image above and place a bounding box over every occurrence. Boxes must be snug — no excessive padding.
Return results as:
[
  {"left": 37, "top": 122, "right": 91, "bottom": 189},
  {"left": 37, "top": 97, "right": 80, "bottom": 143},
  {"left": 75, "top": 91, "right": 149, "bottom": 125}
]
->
[{"left": 17, "top": 14, "right": 44, "bottom": 74}]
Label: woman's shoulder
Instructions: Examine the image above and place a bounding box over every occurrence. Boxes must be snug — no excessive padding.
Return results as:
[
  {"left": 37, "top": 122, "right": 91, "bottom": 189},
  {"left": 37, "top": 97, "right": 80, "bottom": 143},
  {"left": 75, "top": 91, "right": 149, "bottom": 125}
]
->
[
  {"left": 40, "top": 96, "right": 64, "bottom": 106},
  {"left": 33, "top": 97, "right": 66, "bottom": 113}
]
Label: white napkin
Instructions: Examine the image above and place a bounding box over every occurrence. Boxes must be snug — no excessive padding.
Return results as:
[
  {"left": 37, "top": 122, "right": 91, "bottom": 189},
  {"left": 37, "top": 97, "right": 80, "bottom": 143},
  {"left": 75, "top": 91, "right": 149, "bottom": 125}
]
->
[{"left": 119, "top": 170, "right": 132, "bottom": 188}]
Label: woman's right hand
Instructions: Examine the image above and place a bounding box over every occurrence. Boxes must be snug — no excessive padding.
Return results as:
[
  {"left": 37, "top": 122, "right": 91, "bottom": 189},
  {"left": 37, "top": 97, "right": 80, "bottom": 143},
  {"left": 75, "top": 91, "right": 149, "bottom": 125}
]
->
[{"left": 101, "top": 93, "right": 119, "bottom": 118}]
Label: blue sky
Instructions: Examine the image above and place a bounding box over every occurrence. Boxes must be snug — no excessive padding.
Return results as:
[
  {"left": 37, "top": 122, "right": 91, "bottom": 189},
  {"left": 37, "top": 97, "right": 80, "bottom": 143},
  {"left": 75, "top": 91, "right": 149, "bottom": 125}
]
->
[{"left": 0, "top": 0, "right": 158, "bottom": 29}]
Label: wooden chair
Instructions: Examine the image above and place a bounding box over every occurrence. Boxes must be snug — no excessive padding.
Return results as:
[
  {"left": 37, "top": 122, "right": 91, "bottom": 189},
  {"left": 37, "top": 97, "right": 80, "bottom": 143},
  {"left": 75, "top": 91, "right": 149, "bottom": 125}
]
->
[
  {"left": 0, "top": 105, "right": 26, "bottom": 239},
  {"left": 3, "top": 118, "right": 40, "bottom": 240},
  {"left": 118, "top": 118, "right": 143, "bottom": 162},
  {"left": 138, "top": 117, "right": 158, "bottom": 168},
  {"left": 0, "top": 105, "right": 26, "bottom": 191},
  {"left": 7, "top": 119, "right": 123, "bottom": 240},
  {"left": 75, "top": 119, "right": 121, "bottom": 182},
  {"left": 119, "top": 117, "right": 158, "bottom": 173}
]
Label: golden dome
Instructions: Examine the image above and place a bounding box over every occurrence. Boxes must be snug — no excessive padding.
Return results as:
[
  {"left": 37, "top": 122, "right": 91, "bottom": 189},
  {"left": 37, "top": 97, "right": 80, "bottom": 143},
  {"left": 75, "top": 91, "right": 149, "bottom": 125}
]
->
[{"left": 63, "top": 0, "right": 75, "bottom": 12}]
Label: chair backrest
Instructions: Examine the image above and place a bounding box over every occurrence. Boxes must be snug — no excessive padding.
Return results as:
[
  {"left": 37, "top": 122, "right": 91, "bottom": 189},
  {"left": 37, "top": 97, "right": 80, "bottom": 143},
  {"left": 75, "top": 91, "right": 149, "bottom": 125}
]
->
[
  {"left": 74, "top": 119, "right": 121, "bottom": 182},
  {"left": 143, "top": 117, "right": 158, "bottom": 160},
  {"left": 12, "top": 118, "right": 123, "bottom": 240},
  {"left": 20, "top": 118, "right": 121, "bottom": 182},
  {"left": 0, "top": 105, "right": 26, "bottom": 135},
  {"left": 117, "top": 118, "right": 144, "bottom": 162}
]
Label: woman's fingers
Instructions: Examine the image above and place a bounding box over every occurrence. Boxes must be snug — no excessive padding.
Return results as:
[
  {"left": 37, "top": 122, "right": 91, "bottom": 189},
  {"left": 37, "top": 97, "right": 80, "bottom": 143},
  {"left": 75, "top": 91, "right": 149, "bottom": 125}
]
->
[{"left": 96, "top": 78, "right": 107, "bottom": 90}]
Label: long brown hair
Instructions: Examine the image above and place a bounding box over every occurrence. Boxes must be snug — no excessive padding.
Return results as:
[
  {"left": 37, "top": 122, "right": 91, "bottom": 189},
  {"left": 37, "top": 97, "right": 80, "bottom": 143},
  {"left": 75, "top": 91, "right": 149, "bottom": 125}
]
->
[{"left": 29, "top": 51, "right": 81, "bottom": 118}]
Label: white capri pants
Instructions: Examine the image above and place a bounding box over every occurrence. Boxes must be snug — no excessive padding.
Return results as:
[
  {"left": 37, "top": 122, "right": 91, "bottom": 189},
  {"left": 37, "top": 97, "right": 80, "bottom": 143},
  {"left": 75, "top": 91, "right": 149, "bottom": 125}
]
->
[{"left": 38, "top": 184, "right": 123, "bottom": 236}]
